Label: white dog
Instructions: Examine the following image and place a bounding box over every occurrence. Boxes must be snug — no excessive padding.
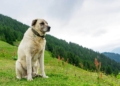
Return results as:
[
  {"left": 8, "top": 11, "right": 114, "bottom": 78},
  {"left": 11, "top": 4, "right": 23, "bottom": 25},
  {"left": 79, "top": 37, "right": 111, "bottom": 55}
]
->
[{"left": 16, "top": 19, "right": 50, "bottom": 81}]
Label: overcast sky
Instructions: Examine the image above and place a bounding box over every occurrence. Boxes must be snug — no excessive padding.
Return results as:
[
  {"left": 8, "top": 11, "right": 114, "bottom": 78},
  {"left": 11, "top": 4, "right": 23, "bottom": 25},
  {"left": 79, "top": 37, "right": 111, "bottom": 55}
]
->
[{"left": 0, "top": 0, "right": 120, "bottom": 53}]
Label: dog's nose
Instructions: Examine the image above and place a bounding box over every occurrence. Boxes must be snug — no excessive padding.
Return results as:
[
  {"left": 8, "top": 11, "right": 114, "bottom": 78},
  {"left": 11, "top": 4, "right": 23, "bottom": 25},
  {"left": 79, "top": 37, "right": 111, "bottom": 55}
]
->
[{"left": 47, "top": 26, "right": 51, "bottom": 31}]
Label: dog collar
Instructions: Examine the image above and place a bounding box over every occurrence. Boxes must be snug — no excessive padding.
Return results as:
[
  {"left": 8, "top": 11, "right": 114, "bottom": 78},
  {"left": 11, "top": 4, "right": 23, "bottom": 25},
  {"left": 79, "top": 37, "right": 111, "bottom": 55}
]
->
[{"left": 31, "top": 28, "right": 45, "bottom": 38}]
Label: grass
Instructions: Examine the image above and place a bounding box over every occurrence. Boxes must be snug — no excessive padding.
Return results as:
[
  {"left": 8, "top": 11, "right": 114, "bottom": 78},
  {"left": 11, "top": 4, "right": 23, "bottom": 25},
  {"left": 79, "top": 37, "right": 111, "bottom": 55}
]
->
[{"left": 0, "top": 41, "right": 120, "bottom": 86}]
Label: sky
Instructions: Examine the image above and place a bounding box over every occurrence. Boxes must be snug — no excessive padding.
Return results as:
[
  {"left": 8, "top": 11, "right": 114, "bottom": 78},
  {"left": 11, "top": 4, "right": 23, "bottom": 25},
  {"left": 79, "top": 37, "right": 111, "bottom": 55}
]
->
[{"left": 0, "top": 0, "right": 120, "bottom": 53}]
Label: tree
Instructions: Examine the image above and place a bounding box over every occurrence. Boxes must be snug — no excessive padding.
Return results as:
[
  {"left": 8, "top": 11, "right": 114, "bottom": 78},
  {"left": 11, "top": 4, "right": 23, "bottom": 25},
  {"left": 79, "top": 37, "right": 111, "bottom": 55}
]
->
[{"left": 106, "top": 66, "right": 112, "bottom": 75}]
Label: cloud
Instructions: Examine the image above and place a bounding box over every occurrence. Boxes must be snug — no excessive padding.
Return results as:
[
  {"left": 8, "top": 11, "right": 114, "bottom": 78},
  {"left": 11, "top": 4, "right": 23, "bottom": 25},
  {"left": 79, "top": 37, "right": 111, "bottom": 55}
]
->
[
  {"left": 53, "top": 0, "right": 120, "bottom": 52},
  {"left": 0, "top": 0, "right": 120, "bottom": 52},
  {"left": 47, "top": 0, "right": 78, "bottom": 20}
]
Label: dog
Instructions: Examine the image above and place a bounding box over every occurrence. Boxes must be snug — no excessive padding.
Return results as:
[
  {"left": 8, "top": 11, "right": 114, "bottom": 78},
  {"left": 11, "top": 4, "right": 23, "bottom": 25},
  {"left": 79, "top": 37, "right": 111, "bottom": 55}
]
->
[{"left": 15, "top": 19, "right": 50, "bottom": 81}]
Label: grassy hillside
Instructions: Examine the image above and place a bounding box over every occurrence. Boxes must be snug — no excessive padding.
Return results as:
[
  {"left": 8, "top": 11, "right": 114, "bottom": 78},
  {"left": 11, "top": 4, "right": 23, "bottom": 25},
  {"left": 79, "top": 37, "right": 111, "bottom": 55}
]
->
[{"left": 0, "top": 41, "right": 120, "bottom": 86}]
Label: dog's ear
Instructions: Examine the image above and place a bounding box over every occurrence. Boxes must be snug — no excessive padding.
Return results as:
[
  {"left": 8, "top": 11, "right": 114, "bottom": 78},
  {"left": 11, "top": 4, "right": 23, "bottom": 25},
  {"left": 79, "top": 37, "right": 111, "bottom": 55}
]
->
[{"left": 31, "top": 19, "right": 37, "bottom": 26}]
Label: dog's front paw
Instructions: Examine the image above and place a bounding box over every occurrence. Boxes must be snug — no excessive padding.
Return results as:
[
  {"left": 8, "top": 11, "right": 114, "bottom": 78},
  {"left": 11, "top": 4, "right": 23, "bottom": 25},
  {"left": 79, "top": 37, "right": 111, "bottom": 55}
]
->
[
  {"left": 16, "top": 76, "right": 21, "bottom": 80},
  {"left": 42, "top": 75, "right": 49, "bottom": 78},
  {"left": 27, "top": 76, "right": 33, "bottom": 81}
]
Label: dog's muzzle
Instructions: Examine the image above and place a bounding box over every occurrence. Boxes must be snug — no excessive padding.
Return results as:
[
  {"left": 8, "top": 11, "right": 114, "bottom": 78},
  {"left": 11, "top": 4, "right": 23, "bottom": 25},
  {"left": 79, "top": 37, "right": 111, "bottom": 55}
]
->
[{"left": 47, "top": 26, "right": 51, "bottom": 32}]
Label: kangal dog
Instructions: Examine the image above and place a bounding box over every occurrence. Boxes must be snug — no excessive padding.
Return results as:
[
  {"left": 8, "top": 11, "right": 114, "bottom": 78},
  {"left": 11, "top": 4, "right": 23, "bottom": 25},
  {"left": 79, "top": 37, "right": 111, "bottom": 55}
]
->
[{"left": 16, "top": 19, "right": 50, "bottom": 81}]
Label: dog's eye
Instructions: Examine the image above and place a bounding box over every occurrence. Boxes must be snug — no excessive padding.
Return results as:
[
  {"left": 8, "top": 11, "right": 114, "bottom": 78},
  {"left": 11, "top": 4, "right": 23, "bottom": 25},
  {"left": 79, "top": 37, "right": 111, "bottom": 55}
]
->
[{"left": 40, "top": 22, "right": 44, "bottom": 26}]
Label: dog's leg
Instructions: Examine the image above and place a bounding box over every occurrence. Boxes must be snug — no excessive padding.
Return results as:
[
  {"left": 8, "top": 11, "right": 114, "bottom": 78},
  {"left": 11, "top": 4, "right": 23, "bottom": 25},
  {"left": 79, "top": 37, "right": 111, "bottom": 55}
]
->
[
  {"left": 16, "top": 60, "right": 27, "bottom": 80},
  {"left": 39, "top": 50, "right": 48, "bottom": 78},
  {"left": 22, "top": 69, "right": 27, "bottom": 79},
  {"left": 32, "top": 61, "right": 39, "bottom": 77},
  {"left": 16, "top": 60, "right": 22, "bottom": 80},
  {"left": 26, "top": 54, "right": 33, "bottom": 81}
]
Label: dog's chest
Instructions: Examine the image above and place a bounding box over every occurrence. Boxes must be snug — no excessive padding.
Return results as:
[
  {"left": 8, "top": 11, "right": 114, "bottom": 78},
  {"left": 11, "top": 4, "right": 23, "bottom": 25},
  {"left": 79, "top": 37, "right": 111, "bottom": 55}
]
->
[
  {"left": 33, "top": 53, "right": 40, "bottom": 61},
  {"left": 32, "top": 39, "right": 45, "bottom": 60}
]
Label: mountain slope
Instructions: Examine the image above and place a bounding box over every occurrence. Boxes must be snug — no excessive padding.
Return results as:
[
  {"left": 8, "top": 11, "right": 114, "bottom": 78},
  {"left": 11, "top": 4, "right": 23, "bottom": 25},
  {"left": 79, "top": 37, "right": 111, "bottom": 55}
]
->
[
  {"left": 0, "top": 41, "right": 120, "bottom": 86},
  {"left": 45, "top": 35, "right": 120, "bottom": 75},
  {"left": 103, "top": 52, "right": 120, "bottom": 63},
  {"left": 0, "top": 14, "right": 120, "bottom": 76}
]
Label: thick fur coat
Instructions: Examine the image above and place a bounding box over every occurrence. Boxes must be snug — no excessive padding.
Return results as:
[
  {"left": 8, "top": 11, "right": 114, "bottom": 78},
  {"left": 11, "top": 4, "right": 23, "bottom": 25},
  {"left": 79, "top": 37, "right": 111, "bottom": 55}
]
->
[{"left": 16, "top": 19, "right": 50, "bottom": 81}]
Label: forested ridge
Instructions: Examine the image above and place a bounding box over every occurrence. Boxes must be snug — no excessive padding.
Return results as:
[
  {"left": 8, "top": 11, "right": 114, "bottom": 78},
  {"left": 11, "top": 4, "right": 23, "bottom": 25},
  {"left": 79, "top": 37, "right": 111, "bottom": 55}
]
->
[
  {"left": 0, "top": 14, "right": 120, "bottom": 76},
  {"left": 0, "top": 14, "right": 28, "bottom": 44}
]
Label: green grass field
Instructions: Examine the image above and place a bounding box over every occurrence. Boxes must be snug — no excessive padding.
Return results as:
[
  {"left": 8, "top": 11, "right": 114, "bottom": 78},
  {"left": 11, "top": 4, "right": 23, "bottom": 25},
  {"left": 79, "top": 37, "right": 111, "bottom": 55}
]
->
[{"left": 0, "top": 41, "right": 120, "bottom": 86}]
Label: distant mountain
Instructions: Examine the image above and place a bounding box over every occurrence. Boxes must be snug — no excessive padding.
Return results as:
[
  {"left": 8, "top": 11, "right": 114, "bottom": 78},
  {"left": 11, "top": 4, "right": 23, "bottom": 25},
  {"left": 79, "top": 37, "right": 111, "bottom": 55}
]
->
[
  {"left": 103, "top": 52, "right": 120, "bottom": 63},
  {"left": 112, "top": 47, "right": 120, "bottom": 54}
]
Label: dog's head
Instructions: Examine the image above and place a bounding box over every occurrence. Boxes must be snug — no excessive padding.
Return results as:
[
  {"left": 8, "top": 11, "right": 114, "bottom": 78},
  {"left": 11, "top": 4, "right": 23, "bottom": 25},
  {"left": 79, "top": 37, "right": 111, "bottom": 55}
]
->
[{"left": 31, "top": 19, "right": 51, "bottom": 33}]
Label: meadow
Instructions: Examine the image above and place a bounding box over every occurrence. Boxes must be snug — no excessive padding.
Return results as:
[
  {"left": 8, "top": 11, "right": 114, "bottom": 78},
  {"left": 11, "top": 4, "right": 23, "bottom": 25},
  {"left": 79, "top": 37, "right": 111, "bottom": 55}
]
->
[{"left": 0, "top": 41, "right": 120, "bottom": 86}]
